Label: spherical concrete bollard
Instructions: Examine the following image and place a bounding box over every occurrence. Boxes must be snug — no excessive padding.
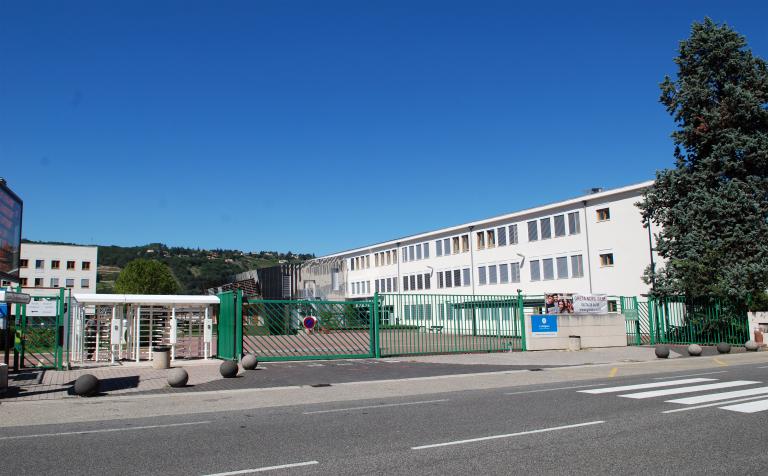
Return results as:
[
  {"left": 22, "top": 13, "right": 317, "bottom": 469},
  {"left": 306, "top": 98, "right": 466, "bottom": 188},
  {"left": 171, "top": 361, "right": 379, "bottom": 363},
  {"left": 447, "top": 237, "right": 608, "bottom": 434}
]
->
[
  {"left": 73, "top": 374, "right": 100, "bottom": 397},
  {"left": 242, "top": 354, "right": 259, "bottom": 370},
  {"left": 654, "top": 345, "right": 670, "bottom": 359},
  {"left": 167, "top": 368, "right": 189, "bottom": 388},
  {"left": 745, "top": 340, "right": 759, "bottom": 352},
  {"left": 220, "top": 360, "right": 239, "bottom": 378},
  {"left": 717, "top": 342, "right": 732, "bottom": 354},
  {"left": 687, "top": 344, "right": 703, "bottom": 356}
]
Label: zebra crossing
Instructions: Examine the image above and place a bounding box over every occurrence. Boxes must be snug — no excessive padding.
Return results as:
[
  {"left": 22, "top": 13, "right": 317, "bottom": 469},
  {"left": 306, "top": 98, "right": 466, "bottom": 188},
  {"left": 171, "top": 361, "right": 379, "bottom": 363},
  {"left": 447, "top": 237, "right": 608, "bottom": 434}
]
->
[{"left": 578, "top": 377, "right": 768, "bottom": 414}]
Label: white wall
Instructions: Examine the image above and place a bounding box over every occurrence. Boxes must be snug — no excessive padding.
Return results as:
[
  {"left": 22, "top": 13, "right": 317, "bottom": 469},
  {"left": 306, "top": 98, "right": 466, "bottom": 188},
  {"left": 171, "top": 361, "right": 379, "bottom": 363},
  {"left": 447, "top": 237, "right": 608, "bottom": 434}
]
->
[{"left": 17, "top": 244, "right": 98, "bottom": 296}]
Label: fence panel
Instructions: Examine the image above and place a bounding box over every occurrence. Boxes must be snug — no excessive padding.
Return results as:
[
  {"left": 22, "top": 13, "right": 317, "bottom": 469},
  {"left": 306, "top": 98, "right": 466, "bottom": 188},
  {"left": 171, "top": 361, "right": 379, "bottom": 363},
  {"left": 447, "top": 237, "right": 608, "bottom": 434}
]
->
[
  {"left": 377, "top": 293, "right": 524, "bottom": 357},
  {"left": 650, "top": 296, "right": 748, "bottom": 345},
  {"left": 14, "top": 288, "right": 67, "bottom": 370},
  {"left": 242, "top": 299, "right": 375, "bottom": 361}
]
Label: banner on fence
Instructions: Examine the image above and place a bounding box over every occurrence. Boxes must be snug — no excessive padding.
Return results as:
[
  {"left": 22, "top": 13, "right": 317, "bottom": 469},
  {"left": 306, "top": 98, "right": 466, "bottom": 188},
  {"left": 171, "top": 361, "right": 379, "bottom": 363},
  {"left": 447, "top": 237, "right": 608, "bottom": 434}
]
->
[
  {"left": 26, "top": 299, "right": 58, "bottom": 317},
  {"left": 573, "top": 294, "right": 608, "bottom": 314},
  {"left": 545, "top": 294, "right": 574, "bottom": 314}
]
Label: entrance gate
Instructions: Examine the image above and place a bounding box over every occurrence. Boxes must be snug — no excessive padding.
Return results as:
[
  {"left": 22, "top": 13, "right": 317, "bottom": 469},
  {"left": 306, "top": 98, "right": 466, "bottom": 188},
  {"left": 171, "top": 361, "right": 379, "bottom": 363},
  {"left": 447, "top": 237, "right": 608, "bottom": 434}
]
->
[{"left": 14, "top": 289, "right": 69, "bottom": 370}]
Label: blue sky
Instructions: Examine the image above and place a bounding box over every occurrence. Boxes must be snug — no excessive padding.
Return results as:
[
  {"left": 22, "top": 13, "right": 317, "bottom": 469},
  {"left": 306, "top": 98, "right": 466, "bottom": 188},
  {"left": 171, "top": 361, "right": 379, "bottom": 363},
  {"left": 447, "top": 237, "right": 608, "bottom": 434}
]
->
[{"left": 2, "top": 1, "right": 766, "bottom": 255}]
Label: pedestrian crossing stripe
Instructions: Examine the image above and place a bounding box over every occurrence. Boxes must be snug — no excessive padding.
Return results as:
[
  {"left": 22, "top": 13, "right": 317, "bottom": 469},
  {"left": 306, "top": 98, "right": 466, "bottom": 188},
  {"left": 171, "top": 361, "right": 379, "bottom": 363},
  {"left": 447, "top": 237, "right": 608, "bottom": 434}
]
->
[
  {"left": 719, "top": 399, "right": 768, "bottom": 413},
  {"left": 578, "top": 378, "right": 715, "bottom": 394},
  {"left": 667, "top": 386, "right": 768, "bottom": 405},
  {"left": 619, "top": 381, "right": 759, "bottom": 399}
]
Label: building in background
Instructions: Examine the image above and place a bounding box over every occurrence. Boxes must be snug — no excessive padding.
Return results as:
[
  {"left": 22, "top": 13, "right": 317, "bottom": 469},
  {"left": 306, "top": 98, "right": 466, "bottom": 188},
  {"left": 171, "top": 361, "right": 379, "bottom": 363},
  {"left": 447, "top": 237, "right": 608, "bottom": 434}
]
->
[
  {"left": 298, "top": 181, "right": 659, "bottom": 300},
  {"left": 11, "top": 243, "right": 98, "bottom": 296}
]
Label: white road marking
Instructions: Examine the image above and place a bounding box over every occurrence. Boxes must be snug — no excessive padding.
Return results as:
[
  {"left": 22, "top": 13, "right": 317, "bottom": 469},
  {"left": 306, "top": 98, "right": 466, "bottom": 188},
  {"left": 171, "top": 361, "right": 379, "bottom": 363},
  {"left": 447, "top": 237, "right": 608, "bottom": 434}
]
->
[
  {"left": 756, "top": 366, "right": 768, "bottom": 369},
  {"left": 202, "top": 461, "right": 319, "bottom": 475},
  {"left": 505, "top": 384, "right": 607, "bottom": 395},
  {"left": 719, "top": 399, "right": 768, "bottom": 413},
  {"left": 0, "top": 421, "right": 211, "bottom": 441},
  {"left": 662, "top": 395, "right": 768, "bottom": 414},
  {"left": 653, "top": 371, "right": 728, "bottom": 380},
  {"left": 303, "top": 399, "right": 449, "bottom": 415},
  {"left": 579, "top": 378, "right": 715, "bottom": 394},
  {"left": 667, "top": 386, "right": 768, "bottom": 405},
  {"left": 620, "top": 381, "right": 759, "bottom": 399},
  {"left": 411, "top": 421, "right": 605, "bottom": 450}
]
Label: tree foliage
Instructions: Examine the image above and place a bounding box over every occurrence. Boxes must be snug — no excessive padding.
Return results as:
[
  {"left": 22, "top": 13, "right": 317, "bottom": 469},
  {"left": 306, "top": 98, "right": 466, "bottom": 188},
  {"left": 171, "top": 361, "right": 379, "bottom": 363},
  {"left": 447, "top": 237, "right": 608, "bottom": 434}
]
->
[
  {"left": 114, "top": 259, "right": 181, "bottom": 294},
  {"left": 639, "top": 18, "right": 768, "bottom": 302}
]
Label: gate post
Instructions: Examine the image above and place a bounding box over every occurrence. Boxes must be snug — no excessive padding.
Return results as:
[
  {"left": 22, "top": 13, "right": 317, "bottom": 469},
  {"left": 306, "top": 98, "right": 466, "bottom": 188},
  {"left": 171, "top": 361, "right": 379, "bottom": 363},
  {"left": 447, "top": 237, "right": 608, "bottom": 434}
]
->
[
  {"left": 649, "top": 297, "right": 656, "bottom": 345},
  {"left": 372, "top": 292, "right": 380, "bottom": 358},
  {"left": 235, "top": 290, "right": 243, "bottom": 360},
  {"left": 517, "top": 291, "right": 526, "bottom": 351}
]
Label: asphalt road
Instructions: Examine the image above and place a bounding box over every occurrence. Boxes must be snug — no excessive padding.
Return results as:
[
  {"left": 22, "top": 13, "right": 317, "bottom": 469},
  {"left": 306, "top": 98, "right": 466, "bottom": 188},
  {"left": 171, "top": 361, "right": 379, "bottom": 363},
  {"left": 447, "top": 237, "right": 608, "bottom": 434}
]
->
[{"left": 3, "top": 361, "right": 768, "bottom": 475}]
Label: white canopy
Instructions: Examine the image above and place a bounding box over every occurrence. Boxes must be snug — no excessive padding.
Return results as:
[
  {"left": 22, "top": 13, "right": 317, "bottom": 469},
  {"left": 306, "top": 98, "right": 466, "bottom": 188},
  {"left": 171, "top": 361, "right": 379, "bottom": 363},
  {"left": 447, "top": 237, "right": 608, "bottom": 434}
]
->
[{"left": 72, "top": 293, "right": 219, "bottom": 306}]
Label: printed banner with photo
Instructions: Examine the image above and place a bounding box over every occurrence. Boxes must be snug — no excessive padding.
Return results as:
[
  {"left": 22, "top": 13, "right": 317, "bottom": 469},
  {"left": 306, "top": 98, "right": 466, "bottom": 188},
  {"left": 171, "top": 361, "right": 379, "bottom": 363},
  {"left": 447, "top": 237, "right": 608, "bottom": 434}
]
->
[{"left": 544, "top": 293, "right": 574, "bottom": 314}]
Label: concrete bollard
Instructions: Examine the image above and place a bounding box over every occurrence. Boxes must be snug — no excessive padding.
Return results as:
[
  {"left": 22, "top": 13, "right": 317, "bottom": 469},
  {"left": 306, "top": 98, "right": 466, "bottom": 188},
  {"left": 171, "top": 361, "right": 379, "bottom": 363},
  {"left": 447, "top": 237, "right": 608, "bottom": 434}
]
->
[
  {"left": 242, "top": 354, "right": 259, "bottom": 370},
  {"left": 168, "top": 368, "right": 189, "bottom": 387},
  {"left": 717, "top": 342, "right": 731, "bottom": 354},
  {"left": 745, "top": 340, "right": 759, "bottom": 352},
  {"left": 655, "top": 345, "right": 670, "bottom": 359},
  {"left": 73, "top": 374, "right": 100, "bottom": 397},
  {"left": 220, "top": 360, "right": 239, "bottom": 378},
  {"left": 687, "top": 344, "right": 703, "bottom": 356}
]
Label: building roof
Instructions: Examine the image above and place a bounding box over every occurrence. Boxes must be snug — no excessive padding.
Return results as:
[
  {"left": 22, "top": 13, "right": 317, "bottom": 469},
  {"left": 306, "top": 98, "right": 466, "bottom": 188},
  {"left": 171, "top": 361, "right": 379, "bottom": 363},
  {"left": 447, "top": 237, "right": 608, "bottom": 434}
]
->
[{"left": 312, "top": 180, "right": 654, "bottom": 260}]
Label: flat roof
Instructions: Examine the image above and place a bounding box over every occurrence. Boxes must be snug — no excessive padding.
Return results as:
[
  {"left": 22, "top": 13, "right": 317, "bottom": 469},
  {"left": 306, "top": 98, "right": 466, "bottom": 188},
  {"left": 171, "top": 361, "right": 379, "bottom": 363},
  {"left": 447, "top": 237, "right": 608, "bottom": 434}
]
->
[
  {"left": 311, "top": 180, "right": 653, "bottom": 261},
  {"left": 73, "top": 293, "right": 219, "bottom": 305}
]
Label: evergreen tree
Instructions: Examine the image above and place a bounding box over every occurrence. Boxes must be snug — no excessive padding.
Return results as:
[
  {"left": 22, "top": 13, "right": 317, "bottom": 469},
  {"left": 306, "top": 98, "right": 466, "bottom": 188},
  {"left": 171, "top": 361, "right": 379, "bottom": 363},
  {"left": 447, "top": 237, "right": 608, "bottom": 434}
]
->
[
  {"left": 639, "top": 18, "right": 768, "bottom": 302},
  {"left": 114, "top": 259, "right": 181, "bottom": 294}
]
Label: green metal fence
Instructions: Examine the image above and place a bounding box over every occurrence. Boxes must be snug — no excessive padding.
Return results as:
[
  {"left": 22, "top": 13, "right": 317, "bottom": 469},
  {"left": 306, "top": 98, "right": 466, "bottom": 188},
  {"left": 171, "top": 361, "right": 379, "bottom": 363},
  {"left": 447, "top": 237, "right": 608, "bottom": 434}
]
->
[
  {"left": 241, "top": 298, "right": 377, "bottom": 361},
  {"left": 377, "top": 293, "right": 525, "bottom": 356},
  {"left": 217, "top": 290, "right": 242, "bottom": 360},
  {"left": 647, "top": 296, "right": 748, "bottom": 346},
  {"left": 14, "top": 288, "right": 69, "bottom": 370}
]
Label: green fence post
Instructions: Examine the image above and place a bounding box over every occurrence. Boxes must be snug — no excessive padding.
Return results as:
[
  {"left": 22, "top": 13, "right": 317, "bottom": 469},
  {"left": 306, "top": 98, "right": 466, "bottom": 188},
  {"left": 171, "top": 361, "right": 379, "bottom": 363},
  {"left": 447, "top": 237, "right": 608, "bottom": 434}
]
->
[
  {"left": 55, "top": 287, "right": 64, "bottom": 370},
  {"left": 236, "top": 289, "right": 243, "bottom": 360},
  {"left": 372, "top": 292, "right": 380, "bottom": 358},
  {"left": 633, "top": 296, "right": 641, "bottom": 346},
  {"left": 517, "top": 291, "right": 527, "bottom": 351},
  {"left": 649, "top": 297, "right": 656, "bottom": 345}
]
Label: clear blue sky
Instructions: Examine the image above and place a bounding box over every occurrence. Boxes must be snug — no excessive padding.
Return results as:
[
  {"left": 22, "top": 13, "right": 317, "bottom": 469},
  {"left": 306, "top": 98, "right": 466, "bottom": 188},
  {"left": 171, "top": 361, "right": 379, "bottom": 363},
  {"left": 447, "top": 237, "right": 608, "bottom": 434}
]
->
[{"left": 2, "top": 1, "right": 766, "bottom": 256}]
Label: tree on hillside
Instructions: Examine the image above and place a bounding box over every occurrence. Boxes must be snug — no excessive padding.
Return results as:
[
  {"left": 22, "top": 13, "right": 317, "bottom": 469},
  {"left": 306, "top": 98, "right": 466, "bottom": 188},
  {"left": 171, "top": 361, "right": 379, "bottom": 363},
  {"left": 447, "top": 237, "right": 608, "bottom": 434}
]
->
[
  {"left": 639, "top": 18, "right": 768, "bottom": 303},
  {"left": 114, "top": 259, "right": 181, "bottom": 294}
]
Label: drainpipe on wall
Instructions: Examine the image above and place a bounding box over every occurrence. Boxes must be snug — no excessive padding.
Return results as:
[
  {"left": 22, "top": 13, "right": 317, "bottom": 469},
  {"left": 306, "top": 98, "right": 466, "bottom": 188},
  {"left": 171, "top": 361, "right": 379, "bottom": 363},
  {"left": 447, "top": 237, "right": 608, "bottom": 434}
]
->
[{"left": 582, "top": 200, "right": 593, "bottom": 293}]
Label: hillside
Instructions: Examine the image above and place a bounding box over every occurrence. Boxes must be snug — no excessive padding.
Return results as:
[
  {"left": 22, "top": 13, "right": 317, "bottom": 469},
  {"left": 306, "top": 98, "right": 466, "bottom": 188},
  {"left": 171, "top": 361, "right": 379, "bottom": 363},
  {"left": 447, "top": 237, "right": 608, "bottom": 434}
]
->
[{"left": 22, "top": 240, "right": 314, "bottom": 294}]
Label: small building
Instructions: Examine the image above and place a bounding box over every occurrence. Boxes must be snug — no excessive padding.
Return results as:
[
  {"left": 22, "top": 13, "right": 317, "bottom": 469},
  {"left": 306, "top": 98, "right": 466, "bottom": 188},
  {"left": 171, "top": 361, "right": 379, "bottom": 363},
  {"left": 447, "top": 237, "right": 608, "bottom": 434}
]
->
[{"left": 13, "top": 243, "right": 98, "bottom": 296}]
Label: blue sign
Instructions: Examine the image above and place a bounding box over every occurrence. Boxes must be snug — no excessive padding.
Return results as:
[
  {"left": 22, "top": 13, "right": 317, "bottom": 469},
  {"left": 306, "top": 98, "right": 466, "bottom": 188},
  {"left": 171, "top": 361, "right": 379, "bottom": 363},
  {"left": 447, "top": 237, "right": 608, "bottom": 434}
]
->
[{"left": 531, "top": 314, "right": 558, "bottom": 337}]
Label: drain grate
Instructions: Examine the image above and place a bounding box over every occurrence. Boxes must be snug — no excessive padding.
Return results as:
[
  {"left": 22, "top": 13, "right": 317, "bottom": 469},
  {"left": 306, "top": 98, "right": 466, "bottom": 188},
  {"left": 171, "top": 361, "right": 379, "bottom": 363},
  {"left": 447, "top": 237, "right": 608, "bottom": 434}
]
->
[{"left": 310, "top": 383, "right": 332, "bottom": 388}]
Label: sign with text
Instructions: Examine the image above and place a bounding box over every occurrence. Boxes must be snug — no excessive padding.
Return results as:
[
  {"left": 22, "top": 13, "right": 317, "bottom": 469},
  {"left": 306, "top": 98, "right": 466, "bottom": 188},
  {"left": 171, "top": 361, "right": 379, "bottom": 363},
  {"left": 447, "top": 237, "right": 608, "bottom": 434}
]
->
[
  {"left": 26, "top": 299, "right": 58, "bottom": 317},
  {"left": 203, "top": 318, "right": 213, "bottom": 343},
  {"left": 531, "top": 314, "right": 558, "bottom": 337},
  {"left": 573, "top": 294, "right": 608, "bottom": 314}
]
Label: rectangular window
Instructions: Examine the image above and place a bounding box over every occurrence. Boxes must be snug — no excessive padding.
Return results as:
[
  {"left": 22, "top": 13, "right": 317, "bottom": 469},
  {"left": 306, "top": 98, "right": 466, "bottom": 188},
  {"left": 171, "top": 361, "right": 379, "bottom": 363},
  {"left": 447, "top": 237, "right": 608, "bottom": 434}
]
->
[
  {"left": 597, "top": 208, "right": 611, "bottom": 221},
  {"left": 543, "top": 258, "right": 554, "bottom": 280},
  {"left": 408, "top": 245, "right": 415, "bottom": 261},
  {"left": 35, "top": 260, "right": 44, "bottom": 269},
  {"left": 387, "top": 251, "right": 392, "bottom": 265},
  {"left": 556, "top": 256, "right": 568, "bottom": 279},
  {"left": 497, "top": 227, "right": 507, "bottom": 246},
  {"left": 476, "top": 232, "right": 485, "bottom": 250},
  {"left": 402, "top": 247, "right": 407, "bottom": 262},
  {"left": 81, "top": 278, "right": 90, "bottom": 288},
  {"left": 462, "top": 268, "right": 471, "bottom": 286},
  {"left": 375, "top": 280, "right": 380, "bottom": 293},
  {"left": 499, "top": 263, "right": 509, "bottom": 283},
  {"left": 488, "top": 265, "right": 498, "bottom": 284},
  {"left": 461, "top": 234, "right": 469, "bottom": 252},
  {"left": 568, "top": 211, "right": 581, "bottom": 234},
  {"left": 510, "top": 262, "right": 521, "bottom": 283},
  {"left": 67, "top": 261, "right": 76, "bottom": 270},
  {"left": 82, "top": 261, "right": 91, "bottom": 271},
  {"left": 34, "top": 277, "right": 43, "bottom": 287},
  {"left": 527, "top": 221, "right": 538, "bottom": 242},
  {"left": 600, "top": 253, "right": 615, "bottom": 267},
  {"left": 530, "top": 260, "right": 541, "bottom": 281},
  {"left": 438, "top": 272, "right": 444, "bottom": 288},
  {"left": 417, "top": 274, "right": 423, "bottom": 290},
  {"left": 51, "top": 260, "right": 60, "bottom": 269},
  {"left": 423, "top": 243, "right": 429, "bottom": 259},
  {"left": 387, "top": 278, "right": 393, "bottom": 292},
  {"left": 453, "top": 237, "right": 461, "bottom": 254},
  {"left": 453, "top": 269, "right": 461, "bottom": 287},
  {"left": 540, "top": 218, "right": 552, "bottom": 240},
  {"left": 478, "top": 266, "right": 487, "bottom": 285},
  {"left": 415, "top": 245, "right": 422, "bottom": 260},
  {"left": 403, "top": 276, "right": 409, "bottom": 291},
  {"left": 375, "top": 254, "right": 380, "bottom": 267},
  {"left": 487, "top": 230, "right": 496, "bottom": 248},
  {"left": 571, "top": 255, "right": 584, "bottom": 277},
  {"left": 445, "top": 270, "right": 453, "bottom": 288},
  {"left": 608, "top": 301, "right": 618, "bottom": 312},
  {"left": 436, "top": 240, "right": 443, "bottom": 256},
  {"left": 20, "top": 259, "right": 28, "bottom": 268},
  {"left": 509, "top": 224, "right": 518, "bottom": 244},
  {"left": 366, "top": 256, "right": 370, "bottom": 268},
  {"left": 424, "top": 274, "right": 431, "bottom": 290},
  {"left": 554, "top": 215, "right": 566, "bottom": 237},
  {"left": 65, "top": 278, "right": 75, "bottom": 288},
  {"left": 392, "top": 250, "right": 397, "bottom": 264},
  {"left": 20, "top": 278, "right": 28, "bottom": 286},
  {"left": 393, "top": 278, "right": 397, "bottom": 292},
  {"left": 50, "top": 277, "right": 59, "bottom": 287},
  {"left": 444, "top": 238, "right": 450, "bottom": 255},
  {"left": 410, "top": 275, "right": 416, "bottom": 290}
]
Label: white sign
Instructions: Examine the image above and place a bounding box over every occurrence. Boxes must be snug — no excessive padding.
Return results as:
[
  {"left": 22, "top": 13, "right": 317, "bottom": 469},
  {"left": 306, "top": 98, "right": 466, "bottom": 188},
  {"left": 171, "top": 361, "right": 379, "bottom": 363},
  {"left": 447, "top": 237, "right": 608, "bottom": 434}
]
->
[
  {"left": 203, "top": 318, "right": 213, "bottom": 343},
  {"left": 110, "top": 318, "right": 122, "bottom": 345},
  {"left": 26, "top": 300, "right": 58, "bottom": 317},
  {"left": 573, "top": 294, "right": 608, "bottom": 314},
  {"left": 169, "top": 317, "right": 178, "bottom": 344}
]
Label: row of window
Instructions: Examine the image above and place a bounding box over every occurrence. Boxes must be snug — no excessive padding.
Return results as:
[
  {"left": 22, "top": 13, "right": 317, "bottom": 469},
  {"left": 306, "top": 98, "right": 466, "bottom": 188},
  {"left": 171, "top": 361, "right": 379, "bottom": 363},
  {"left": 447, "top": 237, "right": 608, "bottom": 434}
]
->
[
  {"left": 350, "top": 281, "right": 370, "bottom": 295},
  {"left": 401, "top": 243, "right": 430, "bottom": 263},
  {"left": 402, "top": 273, "right": 432, "bottom": 291},
  {"left": 437, "top": 268, "right": 471, "bottom": 288},
  {"left": 527, "top": 211, "right": 581, "bottom": 242},
  {"left": 435, "top": 234, "right": 470, "bottom": 256},
  {"left": 529, "top": 255, "right": 584, "bottom": 282},
  {"left": 349, "top": 255, "right": 370, "bottom": 271},
  {"left": 476, "top": 225, "right": 518, "bottom": 250},
  {"left": 477, "top": 262, "right": 522, "bottom": 285},
  {"left": 374, "top": 277, "right": 398, "bottom": 293},
  {"left": 20, "top": 259, "right": 91, "bottom": 271},
  {"left": 19, "top": 277, "right": 90, "bottom": 288},
  {"left": 373, "top": 250, "right": 397, "bottom": 267}
]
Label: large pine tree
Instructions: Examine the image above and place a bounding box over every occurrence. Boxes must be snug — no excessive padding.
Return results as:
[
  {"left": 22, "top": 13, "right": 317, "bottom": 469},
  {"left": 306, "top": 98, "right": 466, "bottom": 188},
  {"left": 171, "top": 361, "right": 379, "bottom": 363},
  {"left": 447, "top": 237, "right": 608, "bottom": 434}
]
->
[{"left": 639, "top": 18, "right": 768, "bottom": 303}]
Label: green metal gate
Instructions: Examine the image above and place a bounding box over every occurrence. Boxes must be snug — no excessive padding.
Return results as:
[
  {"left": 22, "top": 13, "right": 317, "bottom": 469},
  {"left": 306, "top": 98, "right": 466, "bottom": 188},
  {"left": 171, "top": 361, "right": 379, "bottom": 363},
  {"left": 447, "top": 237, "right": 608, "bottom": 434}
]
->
[
  {"left": 217, "top": 290, "right": 243, "bottom": 360},
  {"left": 14, "top": 288, "right": 69, "bottom": 370},
  {"left": 241, "top": 298, "right": 377, "bottom": 361}
]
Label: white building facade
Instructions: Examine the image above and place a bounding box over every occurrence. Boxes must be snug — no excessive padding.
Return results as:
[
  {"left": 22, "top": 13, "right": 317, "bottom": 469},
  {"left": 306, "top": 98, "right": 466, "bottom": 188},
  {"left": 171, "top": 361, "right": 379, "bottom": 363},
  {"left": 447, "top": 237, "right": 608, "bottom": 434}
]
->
[
  {"left": 300, "top": 181, "right": 659, "bottom": 300},
  {"left": 13, "top": 243, "right": 98, "bottom": 296}
]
